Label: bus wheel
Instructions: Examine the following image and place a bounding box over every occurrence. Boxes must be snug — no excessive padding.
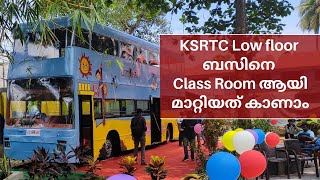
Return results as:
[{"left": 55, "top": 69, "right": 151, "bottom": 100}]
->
[
  {"left": 104, "top": 131, "right": 120, "bottom": 159},
  {"left": 105, "top": 138, "right": 113, "bottom": 159}
]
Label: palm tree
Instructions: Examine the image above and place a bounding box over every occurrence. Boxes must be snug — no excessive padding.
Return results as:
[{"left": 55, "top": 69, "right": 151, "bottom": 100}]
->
[{"left": 298, "top": 0, "right": 320, "bottom": 50}]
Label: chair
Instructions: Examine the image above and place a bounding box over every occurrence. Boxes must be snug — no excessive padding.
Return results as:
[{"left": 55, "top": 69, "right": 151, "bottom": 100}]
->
[
  {"left": 256, "top": 142, "right": 292, "bottom": 179},
  {"left": 284, "top": 139, "right": 319, "bottom": 177}
]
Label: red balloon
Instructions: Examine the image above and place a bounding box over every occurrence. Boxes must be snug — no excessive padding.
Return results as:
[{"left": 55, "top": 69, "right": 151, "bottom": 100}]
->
[
  {"left": 239, "top": 150, "right": 266, "bottom": 179},
  {"left": 271, "top": 119, "right": 277, "bottom": 125},
  {"left": 265, "top": 132, "right": 280, "bottom": 147}
]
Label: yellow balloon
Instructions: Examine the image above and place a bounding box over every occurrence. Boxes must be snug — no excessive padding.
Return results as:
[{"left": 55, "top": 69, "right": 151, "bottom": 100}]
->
[
  {"left": 235, "top": 128, "right": 244, "bottom": 132},
  {"left": 222, "top": 131, "right": 237, "bottom": 151}
]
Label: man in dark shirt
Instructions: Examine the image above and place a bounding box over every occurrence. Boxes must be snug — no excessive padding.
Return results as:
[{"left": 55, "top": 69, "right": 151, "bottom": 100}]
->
[
  {"left": 130, "top": 109, "right": 147, "bottom": 165},
  {"left": 181, "top": 118, "right": 198, "bottom": 161}
]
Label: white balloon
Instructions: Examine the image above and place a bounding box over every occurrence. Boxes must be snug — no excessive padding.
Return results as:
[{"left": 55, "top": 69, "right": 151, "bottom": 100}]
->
[{"left": 232, "top": 131, "right": 255, "bottom": 154}]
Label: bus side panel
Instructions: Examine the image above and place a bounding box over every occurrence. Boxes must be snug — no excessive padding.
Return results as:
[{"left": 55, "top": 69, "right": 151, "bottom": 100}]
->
[{"left": 93, "top": 118, "right": 151, "bottom": 160}]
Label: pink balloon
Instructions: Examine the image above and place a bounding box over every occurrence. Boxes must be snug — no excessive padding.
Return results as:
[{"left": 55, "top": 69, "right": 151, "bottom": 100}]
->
[{"left": 194, "top": 124, "right": 202, "bottom": 134}]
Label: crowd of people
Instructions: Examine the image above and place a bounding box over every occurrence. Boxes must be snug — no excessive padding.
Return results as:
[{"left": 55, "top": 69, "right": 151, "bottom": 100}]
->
[{"left": 285, "top": 119, "right": 320, "bottom": 160}]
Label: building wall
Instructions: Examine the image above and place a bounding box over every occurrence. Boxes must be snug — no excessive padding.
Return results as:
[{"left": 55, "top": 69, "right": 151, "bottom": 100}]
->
[{"left": 0, "top": 55, "right": 9, "bottom": 88}]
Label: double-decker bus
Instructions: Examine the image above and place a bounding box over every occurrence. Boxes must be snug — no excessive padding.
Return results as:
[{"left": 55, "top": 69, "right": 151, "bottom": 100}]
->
[{"left": 4, "top": 16, "right": 178, "bottom": 161}]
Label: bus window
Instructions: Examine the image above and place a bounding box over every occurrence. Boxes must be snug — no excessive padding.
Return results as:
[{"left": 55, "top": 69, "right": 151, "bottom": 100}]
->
[
  {"left": 105, "top": 100, "right": 120, "bottom": 117},
  {"left": 120, "top": 42, "right": 134, "bottom": 61},
  {"left": 135, "top": 47, "right": 147, "bottom": 64},
  {"left": 74, "top": 29, "right": 90, "bottom": 49},
  {"left": 120, "top": 100, "right": 135, "bottom": 116},
  {"left": 94, "top": 99, "right": 102, "bottom": 119},
  {"left": 14, "top": 28, "right": 68, "bottom": 58},
  {"left": 136, "top": 100, "right": 149, "bottom": 115},
  {"left": 82, "top": 100, "right": 91, "bottom": 115},
  {"left": 6, "top": 77, "right": 74, "bottom": 129},
  {"left": 149, "top": 51, "right": 159, "bottom": 66},
  {"left": 41, "top": 101, "right": 60, "bottom": 116},
  {"left": 91, "top": 33, "right": 119, "bottom": 56},
  {"left": 10, "top": 101, "right": 26, "bottom": 118}
]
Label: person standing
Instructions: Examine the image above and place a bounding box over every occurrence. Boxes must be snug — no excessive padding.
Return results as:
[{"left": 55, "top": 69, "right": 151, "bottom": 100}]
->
[
  {"left": 177, "top": 112, "right": 185, "bottom": 146},
  {"left": 285, "top": 119, "right": 300, "bottom": 139},
  {"left": 181, "top": 118, "right": 198, "bottom": 161},
  {"left": 130, "top": 109, "right": 147, "bottom": 165}
]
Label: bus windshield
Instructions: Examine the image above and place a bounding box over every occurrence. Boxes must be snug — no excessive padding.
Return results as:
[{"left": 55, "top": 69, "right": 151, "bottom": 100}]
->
[{"left": 6, "top": 77, "right": 74, "bottom": 129}]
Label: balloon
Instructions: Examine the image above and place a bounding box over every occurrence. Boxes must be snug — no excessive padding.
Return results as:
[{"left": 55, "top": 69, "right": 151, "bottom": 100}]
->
[
  {"left": 239, "top": 150, "right": 267, "bottom": 179},
  {"left": 222, "top": 131, "right": 237, "bottom": 151},
  {"left": 245, "top": 129, "right": 258, "bottom": 144},
  {"left": 265, "top": 132, "right": 280, "bottom": 147},
  {"left": 194, "top": 124, "right": 202, "bottom": 135},
  {"left": 206, "top": 152, "right": 241, "bottom": 180},
  {"left": 107, "top": 174, "right": 137, "bottom": 180},
  {"left": 270, "top": 119, "right": 278, "bottom": 125},
  {"left": 232, "top": 131, "right": 255, "bottom": 154},
  {"left": 235, "top": 128, "right": 244, "bottom": 132},
  {"left": 254, "top": 129, "right": 266, "bottom": 145}
]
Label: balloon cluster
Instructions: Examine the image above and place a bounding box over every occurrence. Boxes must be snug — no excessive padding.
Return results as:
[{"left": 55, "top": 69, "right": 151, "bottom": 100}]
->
[{"left": 206, "top": 128, "right": 280, "bottom": 179}]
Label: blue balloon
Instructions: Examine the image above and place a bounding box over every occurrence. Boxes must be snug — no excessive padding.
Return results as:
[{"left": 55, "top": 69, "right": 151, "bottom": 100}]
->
[
  {"left": 107, "top": 174, "right": 137, "bottom": 180},
  {"left": 254, "top": 129, "right": 266, "bottom": 145},
  {"left": 206, "top": 152, "right": 240, "bottom": 180}
]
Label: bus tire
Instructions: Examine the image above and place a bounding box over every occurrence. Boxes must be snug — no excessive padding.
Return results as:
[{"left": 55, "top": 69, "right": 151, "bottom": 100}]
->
[{"left": 104, "top": 131, "right": 120, "bottom": 159}]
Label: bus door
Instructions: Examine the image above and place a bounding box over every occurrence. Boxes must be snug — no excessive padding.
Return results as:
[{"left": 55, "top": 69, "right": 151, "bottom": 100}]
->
[
  {"left": 150, "top": 97, "right": 161, "bottom": 143},
  {"left": 78, "top": 95, "right": 93, "bottom": 156}
]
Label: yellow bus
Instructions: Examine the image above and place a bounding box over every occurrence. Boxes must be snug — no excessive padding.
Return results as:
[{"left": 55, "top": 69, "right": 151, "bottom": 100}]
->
[{"left": 4, "top": 16, "right": 179, "bottom": 161}]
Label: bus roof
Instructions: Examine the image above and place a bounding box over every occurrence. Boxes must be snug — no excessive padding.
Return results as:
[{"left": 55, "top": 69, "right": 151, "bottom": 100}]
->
[{"left": 19, "top": 16, "right": 160, "bottom": 52}]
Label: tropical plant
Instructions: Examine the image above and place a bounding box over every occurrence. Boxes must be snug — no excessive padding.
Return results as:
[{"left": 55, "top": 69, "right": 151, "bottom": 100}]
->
[
  {"left": 145, "top": 156, "right": 168, "bottom": 180},
  {"left": 83, "top": 156, "right": 102, "bottom": 180},
  {"left": 231, "top": 119, "right": 252, "bottom": 130},
  {"left": 69, "top": 145, "right": 92, "bottom": 164},
  {"left": 28, "top": 146, "right": 60, "bottom": 180},
  {"left": 195, "top": 140, "right": 207, "bottom": 174},
  {"left": 252, "top": 119, "right": 273, "bottom": 132},
  {"left": 298, "top": 0, "right": 320, "bottom": 49},
  {"left": 52, "top": 148, "right": 77, "bottom": 178},
  {"left": 118, "top": 156, "right": 137, "bottom": 176},
  {"left": 169, "top": 0, "right": 293, "bottom": 34},
  {"left": 203, "top": 119, "right": 227, "bottom": 155},
  {"left": 0, "top": 153, "right": 11, "bottom": 179}
]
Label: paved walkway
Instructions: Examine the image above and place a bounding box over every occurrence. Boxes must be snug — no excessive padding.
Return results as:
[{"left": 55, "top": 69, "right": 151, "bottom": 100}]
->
[{"left": 78, "top": 141, "right": 198, "bottom": 179}]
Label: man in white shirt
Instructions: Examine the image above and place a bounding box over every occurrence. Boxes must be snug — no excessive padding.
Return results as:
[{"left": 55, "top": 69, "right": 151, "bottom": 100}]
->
[{"left": 177, "top": 112, "right": 185, "bottom": 146}]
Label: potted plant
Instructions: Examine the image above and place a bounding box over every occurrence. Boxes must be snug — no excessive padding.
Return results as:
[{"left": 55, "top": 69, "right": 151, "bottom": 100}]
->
[
  {"left": 118, "top": 156, "right": 137, "bottom": 176},
  {"left": 145, "top": 156, "right": 168, "bottom": 180}
]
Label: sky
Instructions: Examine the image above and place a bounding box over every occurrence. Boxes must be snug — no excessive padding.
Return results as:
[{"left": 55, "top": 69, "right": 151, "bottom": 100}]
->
[{"left": 167, "top": 1, "right": 310, "bottom": 35}]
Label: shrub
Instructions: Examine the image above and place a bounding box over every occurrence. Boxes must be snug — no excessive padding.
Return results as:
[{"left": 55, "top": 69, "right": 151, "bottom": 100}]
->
[
  {"left": 195, "top": 141, "right": 207, "bottom": 174},
  {"left": 252, "top": 119, "right": 273, "bottom": 132},
  {"left": 231, "top": 119, "right": 252, "bottom": 130},
  {"left": 0, "top": 154, "right": 11, "bottom": 179},
  {"left": 83, "top": 156, "right": 102, "bottom": 180},
  {"left": 203, "top": 119, "right": 227, "bottom": 155},
  {"left": 145, "top": 156, "right": 168, "bottom": 180},
  {"left": 119, "top": 156, "right": 137, "bottom": 176},
  {"left": 28, "top": 147, "right": 60, "bottom": 179}
]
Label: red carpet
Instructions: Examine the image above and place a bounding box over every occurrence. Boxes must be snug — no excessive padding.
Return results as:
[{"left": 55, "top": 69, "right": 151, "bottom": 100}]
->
[{"left": 78, "top": 141, "right": 198, "bottom": 179}]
